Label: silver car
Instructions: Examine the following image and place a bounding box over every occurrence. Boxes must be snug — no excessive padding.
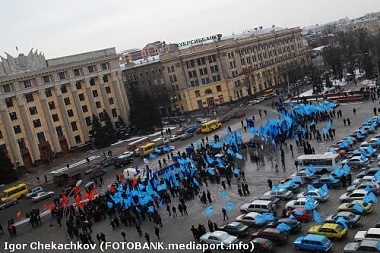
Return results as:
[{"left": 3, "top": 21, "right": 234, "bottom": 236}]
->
[
  {"left": 200, "top": 231, "right": 238, "bottom": 245},
  {"left": 32, "top": 191, "right": 55, "bottom": 202}
]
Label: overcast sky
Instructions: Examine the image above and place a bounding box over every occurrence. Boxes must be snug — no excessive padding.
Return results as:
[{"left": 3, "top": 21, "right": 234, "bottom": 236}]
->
[{"left": 1, "top": 0, "right": 379, "bottom": 59}]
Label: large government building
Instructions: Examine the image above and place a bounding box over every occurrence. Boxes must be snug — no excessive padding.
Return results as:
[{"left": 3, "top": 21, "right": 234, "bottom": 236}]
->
[
  {"left": 122, "top": 27, "right": 307, "bottom": 113},
  {"left": 0, "top": 48, "right": 129, "bottom": 168}
]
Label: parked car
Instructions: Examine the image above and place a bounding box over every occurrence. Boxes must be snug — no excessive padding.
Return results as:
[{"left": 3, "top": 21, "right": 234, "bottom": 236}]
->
[
  {"left": 293, "top": 234, "right": 333, "bottom": 252},
  {"left": 120, "top": 151, "right": 134, "bottom": 158},
  {"left": 285, "top": 197, "right": 319, "bottom": 210},
  {"left": 297, "top": 190, "right": 329, "bottom": 202},
  {"left": 85, "top": 165, "right": 102, "bottom": 175},
  {"left": 312, "top": 176, "right": 341, "bottom": 188},
  {"left": 235, "top": 212, "right": 265, "bottom": 227},
  {"left": 186, "top": 125, "right": 200, "bottom": 133},
  {"left": 199, "top": 230, "right": 238, "bottom": 245},
  {"left": 347, "top": 181, "right": 380, "bottom": 195},
  {"left": 308, "top": 223, "right": 348, "bottom": 239},
  {"left": 89, "top": 168, "right": 107, "bottom": 179},
  {"left": 217, "top": 221, "right": 249, "bottom": 238},
  {"left": 339, "top": 189, "right": 370, "bottom": 203},
  {"left": 354, "top": 228, "right": 380, "bottom": 242},
  {"left": 240, "top": 238, "right": 274, "bottom": 253},
  {"left": 357, "top": 168, "right": 380, "bottom": 179},
  {"left": 342, "top": 156, "right": 370, "bottom": 169},
  {"left": 263, "top": 189, "right": 294, "bottom": 200},
  {"left": 252, "top": 195, "right": 281, "bottom": 207},
  {"left": 101, "top": 156, "right": 116, "bottom": 167},
  {"left": 266, "top": 218, "right": 302, "bottom": 233},
  {"left": 251, "top": 228, "right": 289, "bottom": 245},
  {"left": 32, "top": 191, "right": 55, "bottom": 202},
  {"left": 337, "top": 200, "right": 373, "bottom": 215},
  {"left": 169, "top": 134, "right": 181, "bottom": 142},
  {"left": 180, "top": 132, "right": 194, "bottom": 141},
  {"left": 352, "top": 176, "right": 376, "bottom": 187},
  {"left": 324, "top": 212, "right": 362, "bottom": 228},
  {"left": 286, "top": 208, "right": 313, "bottom": 222},
  {"left": 343, "top": 240, "right": 380, "bottom": 253},
  {"left": 0, "top": 198, "right": 17, "bottom": 210},
  {"left": 25, "top": 186, "right": 43, "bottom": 198},
  {"left": 114, "top": 155, "right": 133, "bottom": 168}
]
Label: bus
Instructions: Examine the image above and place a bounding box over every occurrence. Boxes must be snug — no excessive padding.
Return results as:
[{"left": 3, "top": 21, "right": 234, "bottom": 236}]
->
[
  {"left": 127, "top": 136, "right": 150, "bottom": 152},
  {"left": 296, "top": 153, "right": 342, "bottom": 173},
  {"left": 1, "top": 183, "right": 28, "bottom": 201},
  {"left": 51, "top": 169, "right": 82, "bottom": 186},
  {"left": 201, "top": 119, "right": 222, "bottom": 133},
  {"left": 139, "top": 142, "right": 156, "bottom": 157}
]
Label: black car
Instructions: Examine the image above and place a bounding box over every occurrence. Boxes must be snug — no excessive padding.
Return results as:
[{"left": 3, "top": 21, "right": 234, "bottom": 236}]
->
[
  {"left": 180, "top": 132, "right": 194, "bottom": 141},
  {"left": 266, "top": 218, "right": 302, "bottom": 233},
  {"left": 241, "top": 238, "right": 274, "bottom": 253},
  {"left": 218, "top": 221, "right": 250, "bottom": 238},
  {"left": 101, "top": 156, "right": 116, "bottom": 167}
]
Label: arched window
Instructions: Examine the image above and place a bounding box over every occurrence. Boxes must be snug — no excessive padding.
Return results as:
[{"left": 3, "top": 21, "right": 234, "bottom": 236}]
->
[{"left": 205, "top": 89, "right": 213, "bottom": 95}]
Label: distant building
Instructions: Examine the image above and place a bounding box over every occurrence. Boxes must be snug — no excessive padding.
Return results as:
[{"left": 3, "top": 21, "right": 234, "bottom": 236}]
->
[
  {"left": 160, "top": 27, "right": 307, "bottom": 112},
  {"left": 0, "top": 48, "right": 129, "bottom": 168},
  {"left": 337, "top": 17, "right": 380, "bottom": 35},
  {"left": 120, "top": 41, "right": 175, "bottom": 64}
]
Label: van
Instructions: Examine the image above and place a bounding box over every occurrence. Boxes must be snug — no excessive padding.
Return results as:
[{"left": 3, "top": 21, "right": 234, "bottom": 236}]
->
[
  {"left": 123, "top": 168, "right": 139, "bottom": 180},
  {"left": 240, "top": 200, "right": 276, "bottom": 214}
]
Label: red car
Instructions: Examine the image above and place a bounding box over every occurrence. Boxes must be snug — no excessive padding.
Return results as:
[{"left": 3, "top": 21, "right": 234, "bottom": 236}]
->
[
  {"left": 234, "top": 112, "right": 246, "bottom": 118},
  {"left": 251, "top": 228, "right": 288, "bottom": 245},
  {"left": 286, "top": 208, "right": 313, "bottom": 222}
]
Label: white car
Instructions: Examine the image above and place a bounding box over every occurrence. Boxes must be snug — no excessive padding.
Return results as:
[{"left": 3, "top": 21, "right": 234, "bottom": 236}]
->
[
  {"left": 200, "top": 230, "right": 238, "bottom": 245},
  {"left": 352, "top": 176, "right": 376, "bottom": 186},
  {"left": 32, "top": 191, "right": 55, "bottom": 202},
  {"left": 235, "top": 212, "right": 262, "bottom": 227},
  {"left": 25, "top": 186, "right": 43, "bottom": 198},
  {"left": 169, "top": 135, "right": 180, "bottom": 142},
  {"left": 297, "top": 190, "right": 329, "bottom": 202},
  {"left": 263, "top": 189, "right": 294, "bottom": 200},
  {"left": 339, "top": 189, "right": 370, "bottom": 203},
  {"left": 120, "top": 151, "right": 134, "bottom": 158},
  {"left": 285, "top": 197, "right": 319, "bottom": 210}
]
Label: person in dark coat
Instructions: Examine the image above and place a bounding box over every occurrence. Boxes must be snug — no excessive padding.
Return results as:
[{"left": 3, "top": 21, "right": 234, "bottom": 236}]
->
[
  {"left": 206, "top": 190, "right": 212, "bottom": 203},
  {"left": 207, "top": 220, "right": 214, "bottom": 232},
  {"left": 267, "top": 179, "right": 273, "bottom": 190}
]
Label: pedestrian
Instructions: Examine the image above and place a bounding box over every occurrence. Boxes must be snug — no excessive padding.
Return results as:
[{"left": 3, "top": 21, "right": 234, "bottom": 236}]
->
[
  {"left": 56, "top": 216, "right": 61, "bottom": 227},
  {"left": 347, "top": 173, "right": 352, "bottom": 186},
  {"left": 155, "top": 225, "right": 160, "bottom": 239},
  {"left": 237, "top": 184, "right": 243, "bottom": 196},
  {"left": 100, "top": 232, "right": 106, "bottom": 242},
  {"left": 222, "top": 208, "right": 228, "bottom": 221},
  {"left": 121, "top": 230, "right": 127, "bottom": 242},
  {"left": 99, "top": 177, "right": 104, "bottom": 186},
  {"left": 289, "top": 143, "right": 294, "bottom": 157},
  {"left": 145, "top": 232, "right": 150, "bottom": 243},
  {"left": 353, "top": 108, "right": 356, "bottom": 115},
  {"left": 166, "top": 204, "right": 171, "bottom": 216},
  {"left": 44, "top": 175, "right": 48, "bottom": 183},
  {"left": 275, "top": 162, "right": 279, "bottom": 172},
  {"left": 343, "top": 118, "right": 346, "bottom": 126},
  {"left": 347, "top": 118, "right": 351, "bottom": 126},
  {"left": 136, "top": 224, "right": 143, "bottom": 236},
  {"left": 183, "top": 204, "right": 188, "bottom": 215},
  {"left": 172, "top": 206, "right": 177, "bottom": 217},
  {"left": 191, "top": 225, "right": 197, "bottom": 239},
  {"left": 208, "top": 220, "right": 214, "bottom": 232},
  {"left": 341, "top": 175, "right": 347, "bottom": 188},
  {"left": 0, "top": 224, "right": 3, "bottom": 235},
  {"left": 206, "top": 190, "right": 212, "bottom": 203},
  {"left": 221, "top": 181, "right": 226, "bottom": 190},
  {"left": 267, "top": 179, "right": 273, "bottom": 190},
  {"left": 178, "top": 204, "right": 184, "bottom": 216},
  {"left": 244, "top": 125, "right": 247, "bottom": 132},
  {"left": 227, "top": 178, "right": 231, "bottom": 188},
  {"left": 244, "top": 183, "right": 250, "bottom": 195},
  {"left": 36, "top": 176, "right": 40, "bottom": 183},
  {"left": 241, "top": 120, "right": 244, "bottom": 127},
  {"left": 213, "top": 222, "right": 218, "bottom": 232},
  {"left": 96, "top": 233, "right": 101, "bottom": 245}
]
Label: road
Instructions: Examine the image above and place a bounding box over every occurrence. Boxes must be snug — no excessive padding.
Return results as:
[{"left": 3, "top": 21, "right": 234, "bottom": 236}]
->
[{"left": 0, "top": 82, "right": 378, "bottom": 253}]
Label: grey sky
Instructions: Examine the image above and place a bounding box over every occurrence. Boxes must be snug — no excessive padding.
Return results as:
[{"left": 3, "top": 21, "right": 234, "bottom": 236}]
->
[{"left": 1, "top": 0, "right": 379, "bottom": 59}]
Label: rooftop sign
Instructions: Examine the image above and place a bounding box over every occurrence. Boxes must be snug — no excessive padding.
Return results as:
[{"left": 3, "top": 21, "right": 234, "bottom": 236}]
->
[{"left": 177, "top": 34, "right": 222, "bottom": 47}]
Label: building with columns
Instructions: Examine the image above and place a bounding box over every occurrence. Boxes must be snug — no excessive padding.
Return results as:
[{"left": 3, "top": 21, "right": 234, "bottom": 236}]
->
[
  {"left": 160, "top": 27, "right": 308, "bottom": 112},
  {"left": 0, "top": 48, "right": 129, "bottom": 168}
]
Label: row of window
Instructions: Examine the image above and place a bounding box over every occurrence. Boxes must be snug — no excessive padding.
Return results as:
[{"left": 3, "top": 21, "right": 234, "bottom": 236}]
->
[
  {"left": 194, "top": 85, "right": 222, "bottom": 97},
  {"left": 185, "top": 55, "right": 216, "bottom": 68}
]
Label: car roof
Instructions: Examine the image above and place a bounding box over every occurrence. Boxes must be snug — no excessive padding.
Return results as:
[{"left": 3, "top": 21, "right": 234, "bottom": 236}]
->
[
  {"left": 351, "top": 189, "right": 369, "bottom": 194},
  {"left": 228, "top": 222, "right": 242, "bottom": 227},
  {"left": 212, "top": 231, "right": 228, "bottom": 237},
  {"left": 321, "top": 223, "right": 340, "bottom": 229},
  {"left": 250, "top": 200, "right": 272, "bottom": 205},
  {"left": 245, "top": 212, "right": 260, "bottom": 218},
  {"left": 360, "top": 240, "right": 380, "bottom": 247},
  {"left": 304, "top": 234, "right": 327, "bottom": 241}
]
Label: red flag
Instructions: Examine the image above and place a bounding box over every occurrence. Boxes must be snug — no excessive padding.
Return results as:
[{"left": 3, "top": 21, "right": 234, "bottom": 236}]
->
[
  {"left": 16, "top": 211, "right": 22, "bottom": 218},
  {"left": 61, "top": 194, "right": 68, "bottom": 207},
  {"left": 110, "top": 185, "right": 115, "bottom": 193},
  {"left": 132, "top": 178, "right": 137, "bottom": 188},
  {"left": 85, "top": 192, "right": 92, "bottom": 201},
  {"left": 42, "top": 202, "right": 48, "bottom": 210},
  {"left": 49, "top": 204, "right": 55, "bottom": 212},
  {"left": 75, "top": 195, "right": 82, "bottom": 206},
  {"left": 74, "top": 186, "right": 80, "bottom": 194},
  {"left": 91, "top": 189, "right": 98, "bottom": 197}
]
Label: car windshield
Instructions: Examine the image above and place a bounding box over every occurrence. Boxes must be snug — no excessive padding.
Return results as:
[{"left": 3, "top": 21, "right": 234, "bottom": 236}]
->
[
  {"left": 335, "top": 224, "right": 344, "bottom": 231},
  {"left": 322, "top": 237, "right": 330, "bottom": 245},
  {"left": 348, "top": 213, "right": 355, "bottom": 219}
]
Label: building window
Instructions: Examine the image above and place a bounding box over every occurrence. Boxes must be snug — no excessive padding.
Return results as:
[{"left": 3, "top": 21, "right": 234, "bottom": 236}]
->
[
  {"left": 64, "top": 98, "right": 70, "bottom": 105},
  {"left": 210, "top": 65, "right": 219, "bottom": 73},
  {"left": 75, "top": 81, "right": 82, "bottom": 90},
  {"left": 71, "top": 121, "right": 78, "bottom": 131},
  {"left": 99, "top": 112, "right": 104, "bottom": 121},
  {"left": 78, "top": 93, "right": 85, "bottom": 101},
  {"left": 199, "top": 68, "right": 208, "bottom": 75},
  {"left": 58, "top": 72, "right": 66, "bottom": 80},
  {"left": 33, "top": 119, "right": 41, "bottom": 128},
  {"left": 0, "top": 130, "right": 2, "bottom": 139},
  {"left": 112, "top": 108, "right": 117, "bottom": 117},
  {"left": 201, "top": 77, "right": 210, "bottom": 85},
  {"left": 2, "top": 84, "right": 12, "bottom": 93},
  {"left": 37, "top": 132, "right": 46, "bottom": 144},
  {"left": 73, "top": 69, "right": 81, "bottom": 77},
  {"left": 216, "top": 85, "right": 222, "bottom": 92},
  {"left": 48, "top": 101, "right": 55, "bottom": 110},
  {"left": 208, "top": 55, "right": 217, "bottom": 63},
  {"left": 9, "top": 112, "right": 17, "bottom": 121},
  {"left": 5, "top": 98, "right": 13, "bottom": 107},
  {"left": 92, "top": 90, "right": 99, "bottom": 97},
  {"left": 101, "top": 63, "right": 108, "bottom": 70},
  {"left": 45, "top": 88, "right": 52, "bottom": 97},
  {"left": 89, "top": 78, "right": 95, "bottom": 86},
  {"left": 82, "top": 105, "right": 88, "bottom": 113},
  {"left": 88, "top": 66, "right": 95, "bottom": 73},
  {"left": 29, "top": 106, "right": 38, "bottom": 115},
  {"left": 195, "top": 90, "right": 200, "bottom": 97},
  {"left": 14, "top": 125, "right": 21, "bottom": 134},
  {"left": 52, "top": 113, "right": 59, "bottom": 122},
  {"left": 25, "top": 93, "right": 34, "bottom": 102},
  {"left": 42, "top": 75, "right": 50, "bottom": 84},
  {"left": 212, "top": 75, "right": 221, "bottom": 82},
  {"left": 109, "top": 97, "right": 114, "bottom": 104},
  {"left": 61, "top": 85, "right": 67, "bottom": 93},
  {"left": 75, "top": 135, "right": 81, "bottom": 144},
  {"left": 17, "top": 138, "right": 26, "bottom": 149},
  {"left": 96, "top": 101, "right": 101, "bottom": 108},
  {"left": 105, "top": 86, "right": 111, "bottom": 94},
  {"left": 56, "top": 126, "right": 63, "bottom": 136},
  {"left": 197, "top": 57, "right": 206, "bottom": 65},
  {"left": 102, "top": 75, "right": 108, "bottom": 82},
  {"left": 85, "top": 116, "right": 92, "bottom": 126},
  {"left": 23, "top": 80, "right": 32, "bottom": 88},
  {"left": 67, "top": 109, "right": 74, "bottom": 117},
  {"left": 205, "top": 88, "right": 213, "bottom": 95}
]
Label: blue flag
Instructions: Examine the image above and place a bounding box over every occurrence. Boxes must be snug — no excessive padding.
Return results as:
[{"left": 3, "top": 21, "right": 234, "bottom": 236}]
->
[
  {"left": 107, "top": 202, "right": 114, "bottom": 209},
  {"left": 208, "top": 168, "right": 215, "bottom": 175},
  {"left": 236, "top": 153, "right": 243, "bottom": 160},
  {"left": 313, "top": 210, "right": 323, "bottom": 224},
  {"left": 225, "top": 202, "right": 236, "bottom": 212},
  {"left": 221, "top": 191, "right": 228, "bottom": 200},
  {"left": 352, "top": 202, "right": 365, "bottom": 213},
  {"left": 276, "top": 222, "right": 292, "bottom": 232},
  {"left": 307, "top": 184, "right": 316, "bottom": 191},
  {"left": 205, "top": 206, "right": 214, "bottom": 216}
]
